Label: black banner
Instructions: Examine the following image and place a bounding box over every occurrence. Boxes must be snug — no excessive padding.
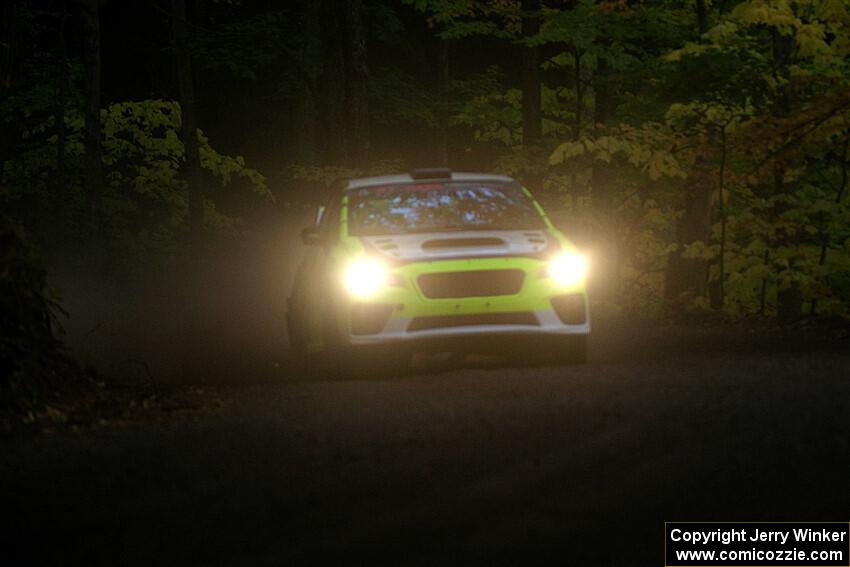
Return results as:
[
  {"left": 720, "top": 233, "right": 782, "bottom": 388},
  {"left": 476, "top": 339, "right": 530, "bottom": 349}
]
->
[{"left": 665, "top": 522, "right": 849, "bottom": 566}]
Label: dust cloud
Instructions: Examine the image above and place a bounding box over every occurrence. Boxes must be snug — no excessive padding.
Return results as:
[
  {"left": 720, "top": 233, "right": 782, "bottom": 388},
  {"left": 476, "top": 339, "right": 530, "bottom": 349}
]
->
[{"left": 48, "top": 208, "right": 313, "bottom": 384}]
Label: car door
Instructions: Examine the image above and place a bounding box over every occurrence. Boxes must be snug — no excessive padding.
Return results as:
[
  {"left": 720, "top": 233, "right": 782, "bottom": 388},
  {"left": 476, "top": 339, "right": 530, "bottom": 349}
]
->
[{"left": 288, "top": 197, "right": 341, "bottom": 353}]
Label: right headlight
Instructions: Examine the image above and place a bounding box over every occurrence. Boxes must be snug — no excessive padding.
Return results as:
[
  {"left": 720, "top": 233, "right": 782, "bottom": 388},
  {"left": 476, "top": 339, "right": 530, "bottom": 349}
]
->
[
  {"left": 343, "top": 257, "right": 389, "bottom": 299},
  {"left": 548, "top": 253, "right": 587, "bottom": 286}
]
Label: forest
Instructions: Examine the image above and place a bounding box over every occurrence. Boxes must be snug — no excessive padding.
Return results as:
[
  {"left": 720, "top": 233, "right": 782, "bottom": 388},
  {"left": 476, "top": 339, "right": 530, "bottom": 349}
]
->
[
  {"left": 2, "top": 0, "right": 850, "bottom": 415},
  {"left": 4, "top": 3, "right": 850, "bottom": 564}
]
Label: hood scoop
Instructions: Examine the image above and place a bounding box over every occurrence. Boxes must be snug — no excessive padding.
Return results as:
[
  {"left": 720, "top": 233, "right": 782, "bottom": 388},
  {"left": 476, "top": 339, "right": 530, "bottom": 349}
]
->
[
  {"left": 421, "top": 237, "right": 506, "bottom": 250},
  {"left": 362, "top": 230, "right": 548, "bottom": 261}
]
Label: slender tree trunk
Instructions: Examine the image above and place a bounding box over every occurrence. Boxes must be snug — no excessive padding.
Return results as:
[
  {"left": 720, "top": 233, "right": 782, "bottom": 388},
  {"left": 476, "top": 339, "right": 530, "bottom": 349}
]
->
[
  {"left": 711, "top": 125, "right": 728, "bottom": 310},
  {"left": 592, "top": 58, "right": 616, "bottom": 131},
  {"left": 774, "top": 166, "right": 804, "bottom": 320},
  {"left": 195, "top": 0, "right": 209, "bottom": 25},
  {"left": 573, "top": 46, "right": 583, "bottom": 141},
  {"left": 771, "top": 29, "right": 802, "bottom": 321},
  {"left": 343, "top": 0, "right": 369, "bottom": 168},
  {"left": 53, "top": 0, "right": 69, "bottom": 194},
  {"left": 171, "top": 0, "right": 203, "bottom": 240},
  {"left": 81, "top": 0, "right": 103, "bottom": 237},
  {"left": 320, "top": 1, "right": 347, "bottom": 163},
  {"left": 0, "top": 1, "right": 16, "bottom": 90},
  {"left": 171, "top": 0, "right": 207, "bottom": 380},
  {"left": 663, "top": 182, "right": 713, "bottom": 305},
  {"left": 810, "top": 134, "right": 849, "bottom": 314},
  {"left": 520, "top": 0, "right": 541, "bottom": 144},
  {"left": 696, "top": 0, "right": 708, "bottom": 35},
  {"left": 436, "top": 37, "right": 449, "bottom": 166},
  {"left": 663, "top": 2, "right": 715, "bottom": 311},
  {"left": 296, "top": 0, "right": 320, "bottom": 164},
  {"left": 0, "top": 0, "right": 20, "bottom": 185},
  {"left": 759, "top": 249, "right": 770, "bottom": 316},
  {"left": 590, "top": 56, "right": 618, "bottom": 301},
  {"left": 591, "top": 57, "right": 616, "bottom": 209}
]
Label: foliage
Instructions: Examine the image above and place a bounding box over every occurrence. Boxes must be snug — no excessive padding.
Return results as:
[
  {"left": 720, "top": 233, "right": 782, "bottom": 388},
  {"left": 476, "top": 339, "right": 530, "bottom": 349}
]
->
[
  {"left": 0, "top": 214, "right": 93, "bottom": 420},
  {"left": 370, "top": 66, "right": 439, "bottom": 127},
  {"left": 540, "top": 0, "right": 850, "bottom": 317},
  {"left": 388, "top": 0, "right": 850, "bottom": 318},
  {"left": 283, "top": 160, "right": 406, "bottom": 204},
  {"left": 4, "top": 0, "right": 850, "bottom": 322},
  {"left": 5, "top": 99, "right": 269, "bottom": 256}
]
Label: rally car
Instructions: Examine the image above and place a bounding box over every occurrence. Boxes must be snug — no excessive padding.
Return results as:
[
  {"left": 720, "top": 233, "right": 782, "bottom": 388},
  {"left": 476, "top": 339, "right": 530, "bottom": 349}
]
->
[{"left": 287, "top": 168, "right": 590, "bottom": 373}]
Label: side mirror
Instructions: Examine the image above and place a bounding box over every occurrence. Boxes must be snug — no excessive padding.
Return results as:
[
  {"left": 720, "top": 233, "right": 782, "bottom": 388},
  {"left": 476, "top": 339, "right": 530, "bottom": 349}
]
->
[{"left": 301, "top": 226, "right": 322, "bottom": 246}]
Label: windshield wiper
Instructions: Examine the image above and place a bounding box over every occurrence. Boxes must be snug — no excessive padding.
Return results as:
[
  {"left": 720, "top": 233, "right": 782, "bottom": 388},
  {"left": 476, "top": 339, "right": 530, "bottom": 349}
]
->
[
  {"left": 358, "top": 225, "right": 542, "bottom": 236},
  {"left": 397, "top": 226, "right": 476, "bottom": 234}
]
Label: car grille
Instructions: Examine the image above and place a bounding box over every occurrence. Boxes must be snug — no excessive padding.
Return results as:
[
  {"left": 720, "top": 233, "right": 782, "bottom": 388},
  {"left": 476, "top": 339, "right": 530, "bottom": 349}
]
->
[
  {"left": 407, "top": 312, "right": 539, "bottom": 332},
  {"left": 421, "top": 237, "right": 506, "bottom": 249},
  {"left": 417, "top": 269, "right": 525, "bottom": 299}
]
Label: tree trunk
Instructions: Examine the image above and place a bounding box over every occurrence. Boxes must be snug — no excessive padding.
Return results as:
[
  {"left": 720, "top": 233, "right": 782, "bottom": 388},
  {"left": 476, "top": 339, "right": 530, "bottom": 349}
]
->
[
  {"left": 295, "top": 0, "right": 320, "bottom": 164},
  {"left": 520, "top": 0, "right": 541, "bottom": 144},
  {"left": 662, "top": 1, "right": 715, "bottom": 311},
  {"left": 776, "top": 281, "right": 803, "bottom": 321},
  {"left": 343, "top": 0, "right": 369, "bottom": 168},
  {"left": 590, "top": 56, "right": 619, "bottom": 301},
  {"left": 171, "top": 0, "right": 203, "bottom": 240},
  {"left": 573, "top": 46, "right": 583, "bottom": 141},
  {"left": 696, "top": 0, "right": 708, "bottom": 35},
  {"left": 710, "top": 125, "right": 728, "bottom": 310},
  {"left": 591, "top": 56, "right": 618, "bottom": 209},
  {"left": 436, "top": 37, "right": 449, "bottom": 166},
  {"left": 0, "top": 0, "right": 20, "bottom": 185},
  {"left": 171, "top": 0, "right": 207, "bottom": 381},
  {"left": 759, "top": 249, "right": 770, "bottom": 316},
  {"left": 319, "top": 1, "right": 347, "bottom": 163},
  {"left": 811, "top": 134, "right": 849, "bottom": 314},
  {"left": 53, "top": 0, "right": 69, "bottom": 194},
  {"left": 0, "top": 1, "right": 17, "bottom": 90},
  {"left": 771, "top": 29, "right": 801, "bottom": 321},
  {"left": 663, "top": 182, "right": 713, "bottom": 306},
  {"left": 81, "top": 0, "right": 103, "bottom": 237},
  {"left": 774, "top": 162, "right": 802, "bottom": 321}
]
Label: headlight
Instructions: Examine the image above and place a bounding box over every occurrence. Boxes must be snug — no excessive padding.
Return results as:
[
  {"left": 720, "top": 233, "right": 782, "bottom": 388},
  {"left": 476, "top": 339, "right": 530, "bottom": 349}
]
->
[
  {"left": 548, "top": 253, "right": 587, "bottom": 286},
  {"left": 343, "top": 258, "right": 388, "bottom": 299}
]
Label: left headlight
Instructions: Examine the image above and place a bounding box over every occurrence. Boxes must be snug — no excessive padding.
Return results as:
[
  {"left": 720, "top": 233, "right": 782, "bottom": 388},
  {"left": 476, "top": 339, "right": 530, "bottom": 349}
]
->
[
  {"left": 343, "top": 258, "right": 388, "bottom": 299},
  {"left": 548, "top": 253, "right": 587, "bottom": 286}
]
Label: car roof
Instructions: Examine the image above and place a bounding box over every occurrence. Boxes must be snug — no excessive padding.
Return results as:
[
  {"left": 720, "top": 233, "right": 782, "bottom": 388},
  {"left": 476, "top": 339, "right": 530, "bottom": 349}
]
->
[{"left": 345, "top": 171, "right": 516, "bottom": 190}]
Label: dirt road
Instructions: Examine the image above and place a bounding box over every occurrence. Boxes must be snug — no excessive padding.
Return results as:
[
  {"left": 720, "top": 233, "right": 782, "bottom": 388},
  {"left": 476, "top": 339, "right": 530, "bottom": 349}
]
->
[{"left": 3, "top": 320, "right": 849, "bottom": 565}]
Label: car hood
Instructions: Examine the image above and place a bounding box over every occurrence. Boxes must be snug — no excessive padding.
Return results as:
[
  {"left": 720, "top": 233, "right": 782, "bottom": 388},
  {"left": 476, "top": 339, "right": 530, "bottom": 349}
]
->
[{"left": 360, "top": 230, "right": 554, "bottom": 262}]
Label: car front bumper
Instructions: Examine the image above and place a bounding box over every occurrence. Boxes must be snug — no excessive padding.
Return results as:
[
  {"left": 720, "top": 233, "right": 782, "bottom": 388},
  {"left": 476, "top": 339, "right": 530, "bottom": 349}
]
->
[
  {"left": 332, "top": 256, "right": 590, "bottom": 348},
  {"left": 347, "top": 307, "right": 590, "bottom": 346}
]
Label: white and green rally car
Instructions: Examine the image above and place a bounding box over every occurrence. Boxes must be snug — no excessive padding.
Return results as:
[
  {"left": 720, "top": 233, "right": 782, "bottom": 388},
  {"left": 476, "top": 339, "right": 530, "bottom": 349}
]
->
[{"left": 287, "top": 169, "right": 590, "bottom": 372}]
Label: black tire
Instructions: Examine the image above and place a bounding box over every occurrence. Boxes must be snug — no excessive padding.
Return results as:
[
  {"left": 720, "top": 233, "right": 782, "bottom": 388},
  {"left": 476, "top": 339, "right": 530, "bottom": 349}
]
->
[
  {"left": 289, "top": 296, "right": 412, "bottom": 380},
  {"left": 285, "top": 301, "right": 305, "bottom": 353}
]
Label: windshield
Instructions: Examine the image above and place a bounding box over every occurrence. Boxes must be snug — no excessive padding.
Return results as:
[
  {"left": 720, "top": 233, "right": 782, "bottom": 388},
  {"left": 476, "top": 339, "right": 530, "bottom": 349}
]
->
[{"left": 347, "top": 182, "right": 546, "bottom": 236}]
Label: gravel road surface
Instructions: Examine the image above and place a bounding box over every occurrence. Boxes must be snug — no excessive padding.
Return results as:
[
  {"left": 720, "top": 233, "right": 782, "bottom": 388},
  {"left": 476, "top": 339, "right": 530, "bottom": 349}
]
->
[{"left": 3, "top": 320, "right": 849, "bottom": 565}]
